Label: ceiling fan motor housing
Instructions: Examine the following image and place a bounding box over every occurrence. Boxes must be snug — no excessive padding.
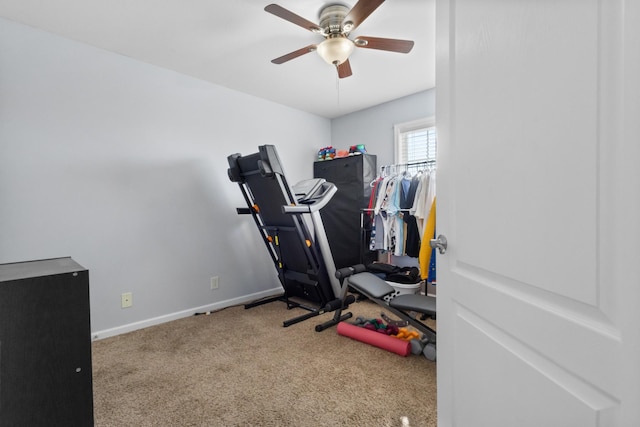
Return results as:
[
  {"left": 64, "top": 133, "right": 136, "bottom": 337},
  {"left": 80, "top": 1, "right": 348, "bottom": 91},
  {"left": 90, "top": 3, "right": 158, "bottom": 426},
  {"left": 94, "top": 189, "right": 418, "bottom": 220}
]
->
[{"left": 318, "top": 4, "right": 350, "bottom": 35}]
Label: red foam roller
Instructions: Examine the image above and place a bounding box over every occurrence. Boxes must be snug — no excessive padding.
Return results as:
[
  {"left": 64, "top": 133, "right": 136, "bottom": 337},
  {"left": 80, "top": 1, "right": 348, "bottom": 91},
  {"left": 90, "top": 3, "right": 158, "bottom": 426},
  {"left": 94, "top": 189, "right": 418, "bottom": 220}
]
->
[{"left": 337, "top": 322, "right": 411, "bottom": 357}]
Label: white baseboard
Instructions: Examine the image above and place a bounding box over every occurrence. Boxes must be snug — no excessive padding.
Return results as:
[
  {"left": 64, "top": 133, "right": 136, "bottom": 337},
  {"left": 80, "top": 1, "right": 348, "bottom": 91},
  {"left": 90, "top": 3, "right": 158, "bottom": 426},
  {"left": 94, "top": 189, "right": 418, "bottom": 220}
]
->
[{"left": 91, "top": 288, "right": 281, "bottom": 341}]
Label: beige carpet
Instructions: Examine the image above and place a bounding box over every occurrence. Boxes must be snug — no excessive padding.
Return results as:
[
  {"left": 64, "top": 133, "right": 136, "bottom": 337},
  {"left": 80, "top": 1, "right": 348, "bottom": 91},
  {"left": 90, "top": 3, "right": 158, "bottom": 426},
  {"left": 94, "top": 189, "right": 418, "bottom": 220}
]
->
[{"left": 92, "top": 297, "right": 437, "bottom": 426}]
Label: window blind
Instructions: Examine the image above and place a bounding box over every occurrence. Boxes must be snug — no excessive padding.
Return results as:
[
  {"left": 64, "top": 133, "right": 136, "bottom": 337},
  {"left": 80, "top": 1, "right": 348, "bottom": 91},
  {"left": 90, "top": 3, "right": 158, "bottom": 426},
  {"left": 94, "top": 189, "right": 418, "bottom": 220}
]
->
[{"left": 398, "top": 126, "right": 437, "bottom": 165}]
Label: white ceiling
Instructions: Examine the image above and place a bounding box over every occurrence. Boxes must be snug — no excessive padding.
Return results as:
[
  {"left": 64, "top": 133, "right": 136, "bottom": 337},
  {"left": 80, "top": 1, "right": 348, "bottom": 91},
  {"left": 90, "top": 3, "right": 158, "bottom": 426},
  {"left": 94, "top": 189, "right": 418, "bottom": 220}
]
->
[{"left": 0, "top": 0, "right": 435, "bottom": 119}]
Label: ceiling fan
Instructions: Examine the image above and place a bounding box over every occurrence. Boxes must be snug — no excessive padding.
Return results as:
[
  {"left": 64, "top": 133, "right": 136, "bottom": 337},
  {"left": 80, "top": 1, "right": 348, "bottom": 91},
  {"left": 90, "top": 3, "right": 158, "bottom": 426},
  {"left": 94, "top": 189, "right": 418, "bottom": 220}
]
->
[{"left": 265, "top": 0, "right": 414, "bottom": 78}]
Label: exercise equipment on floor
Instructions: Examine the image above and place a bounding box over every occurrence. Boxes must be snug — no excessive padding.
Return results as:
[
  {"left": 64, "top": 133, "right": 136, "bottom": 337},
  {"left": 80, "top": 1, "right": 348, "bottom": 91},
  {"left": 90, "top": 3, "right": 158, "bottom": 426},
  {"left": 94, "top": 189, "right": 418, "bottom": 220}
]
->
[
  {"left": 227, "top": 145, "right": 354, "bottom": 330},
  {"left": 337, "top": 322, "right": 411, "bottom": 357},
  {"left": 336, "top": 264, "right": 437, "bottom": 361},
  {"left": 227, "top": 145, "right": 438, "bottom": 361},
  {"left": 337, "top": 314, "right": 428, "bottom": 357}
]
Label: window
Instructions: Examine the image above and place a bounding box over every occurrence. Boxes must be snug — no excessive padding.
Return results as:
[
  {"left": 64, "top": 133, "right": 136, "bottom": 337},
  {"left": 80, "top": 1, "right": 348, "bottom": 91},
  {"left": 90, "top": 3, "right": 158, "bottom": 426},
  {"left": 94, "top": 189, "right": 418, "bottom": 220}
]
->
[{"left": 394, "top": 117, "right": 437, "bottom": 165}]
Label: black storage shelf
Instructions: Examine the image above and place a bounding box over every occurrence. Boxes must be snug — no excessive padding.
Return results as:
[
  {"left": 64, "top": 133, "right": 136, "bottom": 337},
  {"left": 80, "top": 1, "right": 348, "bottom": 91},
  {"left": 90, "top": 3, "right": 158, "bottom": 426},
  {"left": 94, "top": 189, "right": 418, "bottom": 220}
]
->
[
  {"left": 313, "top": 154, "right": 377, "bottom": 270},
  {"left": 0, "top": 257, "right": 94, "bottom": 427}
]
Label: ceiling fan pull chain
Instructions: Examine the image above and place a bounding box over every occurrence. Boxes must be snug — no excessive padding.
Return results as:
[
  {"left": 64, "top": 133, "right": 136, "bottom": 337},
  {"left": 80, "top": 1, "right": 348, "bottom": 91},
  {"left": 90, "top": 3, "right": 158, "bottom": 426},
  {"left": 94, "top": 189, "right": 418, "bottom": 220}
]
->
[{"left": 336, "top": 70, "right": 340, "bottom": 107}]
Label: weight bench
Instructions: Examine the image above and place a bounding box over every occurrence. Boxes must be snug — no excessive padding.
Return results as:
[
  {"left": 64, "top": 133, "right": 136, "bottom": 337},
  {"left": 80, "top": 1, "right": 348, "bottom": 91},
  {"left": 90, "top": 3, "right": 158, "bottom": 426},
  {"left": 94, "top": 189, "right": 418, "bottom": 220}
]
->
[
  {"left": 336, "top": 264, "right": 437, "bottom": 360},
  {"left": 227, "top": 145, "right": 355, "bottom": 331}
]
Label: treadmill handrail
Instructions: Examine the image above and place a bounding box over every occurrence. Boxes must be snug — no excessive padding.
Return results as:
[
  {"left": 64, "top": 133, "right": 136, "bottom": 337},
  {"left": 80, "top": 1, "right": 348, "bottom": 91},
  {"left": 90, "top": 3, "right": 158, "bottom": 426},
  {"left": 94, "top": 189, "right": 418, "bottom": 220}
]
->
[{"left": 282, "top": 183, "right": 337, "bottom": 214}]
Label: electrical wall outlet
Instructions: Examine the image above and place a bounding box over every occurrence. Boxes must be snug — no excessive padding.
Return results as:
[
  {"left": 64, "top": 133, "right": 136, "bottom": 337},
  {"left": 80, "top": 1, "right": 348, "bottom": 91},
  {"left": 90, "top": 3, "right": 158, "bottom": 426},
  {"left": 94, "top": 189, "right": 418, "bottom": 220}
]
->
[
  {"left": 121, "top": 292, "right": 133, "bottom": 308},
  {"left": 210, "top": 276, "right": 219, "bottom": 290}
]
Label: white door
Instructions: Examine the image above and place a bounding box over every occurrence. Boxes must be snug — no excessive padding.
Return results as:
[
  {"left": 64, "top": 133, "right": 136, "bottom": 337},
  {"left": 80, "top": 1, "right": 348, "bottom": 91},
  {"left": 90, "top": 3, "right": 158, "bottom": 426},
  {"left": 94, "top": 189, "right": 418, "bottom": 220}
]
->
[{"left": 436, "top": 1, "right": 640, "bottom": 426}]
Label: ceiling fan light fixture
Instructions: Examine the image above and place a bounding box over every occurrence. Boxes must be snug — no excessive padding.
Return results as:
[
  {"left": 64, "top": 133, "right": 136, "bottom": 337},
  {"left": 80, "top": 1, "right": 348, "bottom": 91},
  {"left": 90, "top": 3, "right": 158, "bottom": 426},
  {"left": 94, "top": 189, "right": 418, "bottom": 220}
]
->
[{"left": 317, "top": 36, "right": 354, "bottom": 65}]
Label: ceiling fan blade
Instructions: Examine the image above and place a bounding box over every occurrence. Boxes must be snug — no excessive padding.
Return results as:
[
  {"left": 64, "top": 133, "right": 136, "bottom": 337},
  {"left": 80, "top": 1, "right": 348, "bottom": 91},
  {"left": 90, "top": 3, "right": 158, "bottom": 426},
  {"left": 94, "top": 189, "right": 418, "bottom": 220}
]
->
[
  {"left": 271, "top": 45, "right": 317, "bottom": 64},
  {"left": 354, "top": 36, "right": 414, "bottom": 53},
  {"left": 337, "top": 60, "right": 353, "bottom": 79},
  {"left": 264, "top": 4, "right": 322, "bottom": 33},
  {"left": 343, "top": 0, "right": 385, "bottom": 32}
]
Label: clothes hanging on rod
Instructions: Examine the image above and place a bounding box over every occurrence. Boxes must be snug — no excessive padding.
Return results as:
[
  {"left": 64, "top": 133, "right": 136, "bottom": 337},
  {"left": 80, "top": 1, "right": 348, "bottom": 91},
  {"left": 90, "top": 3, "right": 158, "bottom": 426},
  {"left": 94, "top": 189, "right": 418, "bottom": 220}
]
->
[
  {"left": 374, "top": 160, "right": 436, "bottom": 182},
  {"left": 366, "top": 161, "right": 436, "bottom": 259},
  {"left": 419, "top": 197, "right": 437, "bottom": 280}
]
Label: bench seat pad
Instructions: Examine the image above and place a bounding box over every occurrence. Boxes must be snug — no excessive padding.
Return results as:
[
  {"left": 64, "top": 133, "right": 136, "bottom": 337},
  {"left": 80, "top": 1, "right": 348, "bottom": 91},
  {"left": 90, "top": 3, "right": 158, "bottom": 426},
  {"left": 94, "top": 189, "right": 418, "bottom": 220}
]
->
[
  {"left": 389, "top": 294, "right": 436, "bottom": 315},
  {"left": 348, "top": 272, "right": 396, "bottom": 299}
]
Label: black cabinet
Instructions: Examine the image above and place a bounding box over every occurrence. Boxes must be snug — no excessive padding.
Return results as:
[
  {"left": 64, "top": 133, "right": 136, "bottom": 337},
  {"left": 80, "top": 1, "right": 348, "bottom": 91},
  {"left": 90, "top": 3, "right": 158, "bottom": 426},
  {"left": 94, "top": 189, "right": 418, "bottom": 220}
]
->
[
  {"left": 314, "top": 154, "right": 377, "bottom": 269},
  {"left": 0, "top": 257, "right": 94, "bottom": 427}
]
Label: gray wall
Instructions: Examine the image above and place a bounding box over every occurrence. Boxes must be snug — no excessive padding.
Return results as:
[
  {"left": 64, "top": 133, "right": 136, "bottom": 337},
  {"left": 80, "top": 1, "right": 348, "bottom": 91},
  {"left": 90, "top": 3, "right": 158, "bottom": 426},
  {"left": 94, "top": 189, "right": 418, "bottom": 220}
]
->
[
  {"left": 331, "top": 89, "right": 436, "bottom": 167},
  {"left": 0, "top": 18, "right": 330, "bottom": 338},
  {"left": 0, "top": 18, "right": 434, "bottom": 339}
]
